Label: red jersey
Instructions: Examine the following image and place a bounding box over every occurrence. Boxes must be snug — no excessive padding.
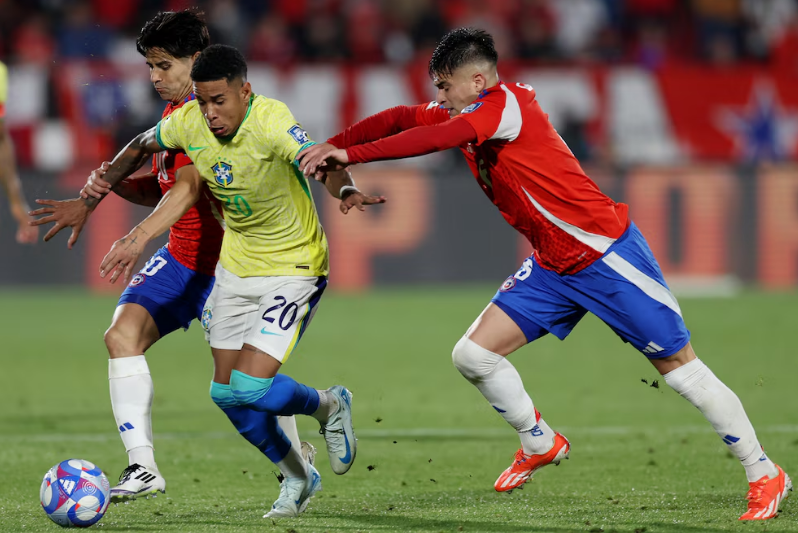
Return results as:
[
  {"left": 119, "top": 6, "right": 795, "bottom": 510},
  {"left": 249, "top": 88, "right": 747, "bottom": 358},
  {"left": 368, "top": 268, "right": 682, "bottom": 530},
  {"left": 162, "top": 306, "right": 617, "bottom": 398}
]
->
[
  {"left": 339, "top": 81, "right": 629, "bottom": 275},
  {"left": 154, "top": 95, "right": 224, "bottom": 276}
]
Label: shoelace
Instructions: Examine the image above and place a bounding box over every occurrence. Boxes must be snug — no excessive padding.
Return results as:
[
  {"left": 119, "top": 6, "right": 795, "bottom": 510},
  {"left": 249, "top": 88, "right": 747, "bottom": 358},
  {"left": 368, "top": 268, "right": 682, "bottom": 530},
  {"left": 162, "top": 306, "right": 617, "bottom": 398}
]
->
[
  {"left": 746, "top": 481, "right": 767, "bottom": 507},
  {"left": 116, "top": 463, "right": 146, "bottom": 484},
  {"left": 513, "top": 449, "right": 531, "bottom": 465}
]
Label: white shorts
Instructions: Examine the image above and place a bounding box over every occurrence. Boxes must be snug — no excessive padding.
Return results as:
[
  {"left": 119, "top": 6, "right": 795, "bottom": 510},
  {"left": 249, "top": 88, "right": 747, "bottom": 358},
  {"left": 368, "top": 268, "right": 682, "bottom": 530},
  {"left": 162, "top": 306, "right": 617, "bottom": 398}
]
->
[{"left": 201, "top": 264, "right": 327, "bottom": 363}]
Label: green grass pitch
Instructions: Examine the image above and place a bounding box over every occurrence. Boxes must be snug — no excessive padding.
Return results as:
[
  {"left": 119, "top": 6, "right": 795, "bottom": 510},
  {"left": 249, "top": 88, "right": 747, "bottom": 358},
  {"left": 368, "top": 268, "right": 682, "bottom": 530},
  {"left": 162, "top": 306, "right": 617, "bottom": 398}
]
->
[{"left": 0, "top": 287, "right": 796, "bottom": 532}]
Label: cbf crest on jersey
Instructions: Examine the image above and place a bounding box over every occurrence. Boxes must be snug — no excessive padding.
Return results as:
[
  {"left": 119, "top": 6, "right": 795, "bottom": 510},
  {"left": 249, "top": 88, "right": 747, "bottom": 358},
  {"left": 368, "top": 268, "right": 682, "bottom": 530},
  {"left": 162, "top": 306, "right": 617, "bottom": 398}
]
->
[
  {"left": 288, "top": 124, "right": 310, "bottom": 145},
  {"left": 212, "top": 161, "right": 234, "bottom": 187}
]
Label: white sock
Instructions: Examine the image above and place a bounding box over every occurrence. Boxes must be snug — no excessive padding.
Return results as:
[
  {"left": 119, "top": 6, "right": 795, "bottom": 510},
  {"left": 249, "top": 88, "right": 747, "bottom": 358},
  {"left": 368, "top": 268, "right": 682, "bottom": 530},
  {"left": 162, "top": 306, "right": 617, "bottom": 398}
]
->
[
  {"left": 452, "top": 337, "right": 553, "bottom": 454},
  {"left": 519, "top": 414, "right": 556, "bottom": 456},
  {"left": 311, "top": 390, "right": 338, "bottom": 423},
  {"left": 109, "top": 356, "right": 156, "bottom": 468},
  {"left": 664, "top": 358, "right": 778, "bottom": 482},
  {"left": 277, "top": 416, "right": 301, "bottom": 452},
  {"left": 275, "top": 445, "right": 308, "bottom": 479}
]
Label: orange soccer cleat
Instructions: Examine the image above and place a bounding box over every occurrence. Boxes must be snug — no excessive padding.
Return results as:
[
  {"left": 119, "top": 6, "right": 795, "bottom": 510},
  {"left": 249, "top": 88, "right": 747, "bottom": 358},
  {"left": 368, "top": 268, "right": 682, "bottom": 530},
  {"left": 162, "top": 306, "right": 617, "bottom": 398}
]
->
[
  {"left": 494, "top": 432, "right": 570, "bottom": 492},
  {"left": 739, "top": 464, "right": 792, "bottom": 520}
]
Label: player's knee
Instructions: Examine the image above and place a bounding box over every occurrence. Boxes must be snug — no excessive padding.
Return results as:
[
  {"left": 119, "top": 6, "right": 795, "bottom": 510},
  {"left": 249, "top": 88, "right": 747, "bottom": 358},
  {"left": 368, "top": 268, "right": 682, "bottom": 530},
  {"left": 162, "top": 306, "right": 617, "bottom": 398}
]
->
[
  {"left": 452, "top": 336, "right": 503, "bottom": 382},
  {"left": 229, "top": 370, "right": 274, "bottom": 409},
  {"left": 103, "top": 324, "right": 141, "bottom": 357},
  {"left": 209, "top": 381, "right": 239, "bottom": 410}
]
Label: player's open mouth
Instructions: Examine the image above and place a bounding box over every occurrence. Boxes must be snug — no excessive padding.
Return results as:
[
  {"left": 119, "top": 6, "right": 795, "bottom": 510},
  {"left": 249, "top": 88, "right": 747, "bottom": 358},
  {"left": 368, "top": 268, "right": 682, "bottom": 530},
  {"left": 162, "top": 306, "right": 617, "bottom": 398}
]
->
[{"left": 210, "top": 126, "right": 225, "bottom": 135}]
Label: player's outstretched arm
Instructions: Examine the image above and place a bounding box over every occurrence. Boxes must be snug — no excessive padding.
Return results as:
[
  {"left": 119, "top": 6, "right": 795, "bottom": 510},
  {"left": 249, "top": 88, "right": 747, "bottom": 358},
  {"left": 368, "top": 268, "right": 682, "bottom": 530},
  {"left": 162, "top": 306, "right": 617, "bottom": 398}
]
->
[
  {"left": 80, "top": 161, "right": 162, "bottom": 208},
  {"left": 99, "top": 165, "right": 202, "bottom": 284},
  {"left": 297, "top": 104, "right": 447, "bottom": 175},
  {"left": 320, "top": 169, "right": 386, "bottom": 214},
  {"left": 29, "top": 127, "right": 164, "bottom": 248},
  {"left": 0, "top": 119, "right": 38, "bottom": 244}
]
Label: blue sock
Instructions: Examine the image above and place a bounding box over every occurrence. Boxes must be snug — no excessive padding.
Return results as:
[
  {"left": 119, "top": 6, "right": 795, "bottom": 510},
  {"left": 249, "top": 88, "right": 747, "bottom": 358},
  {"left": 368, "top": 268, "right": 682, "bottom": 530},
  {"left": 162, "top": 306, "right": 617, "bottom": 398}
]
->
[
  {"left": 209, "top": 381, "right": 291, "bottom": 463},
  {"left": 230, "top": 370, "right": 320, "bottom": 415}
]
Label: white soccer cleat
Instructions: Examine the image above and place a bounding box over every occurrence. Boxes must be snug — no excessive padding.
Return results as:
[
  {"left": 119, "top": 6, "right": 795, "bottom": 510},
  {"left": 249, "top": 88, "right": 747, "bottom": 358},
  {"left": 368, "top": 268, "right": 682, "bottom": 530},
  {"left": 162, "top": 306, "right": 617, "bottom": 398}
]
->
[
  {"left": 264, "top": 464, "right": 322, "bottom": 518},
  {"left": 318, "top": 386, "right": 357, "bottom": 474},
  {"left": 110, "top": 463, "right": 166, "bottom": 503}
]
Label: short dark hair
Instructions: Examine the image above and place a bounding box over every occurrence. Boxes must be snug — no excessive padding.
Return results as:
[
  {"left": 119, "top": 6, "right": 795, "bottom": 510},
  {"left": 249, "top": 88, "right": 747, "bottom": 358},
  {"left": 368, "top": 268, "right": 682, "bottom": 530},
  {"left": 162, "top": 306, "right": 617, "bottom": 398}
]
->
[
  {"left": 191, "top": 44, "right": 248, "bottom": 84},
  {"left": 136, "top": 9, "right": 210, "bottom": 58},
  {"left": 428, "top": 28, "right": 498, "bottom": 79}
]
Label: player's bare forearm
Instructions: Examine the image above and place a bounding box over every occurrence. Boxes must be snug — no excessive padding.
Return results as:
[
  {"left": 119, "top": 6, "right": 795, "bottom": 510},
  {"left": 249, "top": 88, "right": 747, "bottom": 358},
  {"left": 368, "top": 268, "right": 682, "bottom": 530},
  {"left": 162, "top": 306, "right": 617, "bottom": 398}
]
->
[
  {"left": 131, "top": 166, "right": 201, "bottom": 244},
  {"left": 322, "top": 169, "right": 355, "bottom": 199},
  {"left": 85, "top": 127, "right": 163, "bottom": 210},
  {"left": 101, "top": 166, "right": 201, "bottom": 284},
  {"left": 318, "top": 168, "right": 386, "bottom": 214},
  {"left": 113, "top": 173, "right": 163, "bottom": 207}
]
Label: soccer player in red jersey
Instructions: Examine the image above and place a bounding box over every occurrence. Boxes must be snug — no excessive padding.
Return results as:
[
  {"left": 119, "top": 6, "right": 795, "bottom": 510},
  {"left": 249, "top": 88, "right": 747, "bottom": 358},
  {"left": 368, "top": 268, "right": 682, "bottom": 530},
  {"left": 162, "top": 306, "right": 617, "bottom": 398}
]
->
[{"left": 299, "top": 28, "right": 792, "bottom": 520}]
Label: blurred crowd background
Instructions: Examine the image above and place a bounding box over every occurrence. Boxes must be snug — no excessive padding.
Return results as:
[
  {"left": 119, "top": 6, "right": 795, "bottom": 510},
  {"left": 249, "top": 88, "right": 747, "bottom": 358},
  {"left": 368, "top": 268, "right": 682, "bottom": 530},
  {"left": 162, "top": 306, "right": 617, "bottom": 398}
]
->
[
  {"left": 1, "top": 0, "right": 798, "bottom": 68},
  {"left": 1, "top": 0, "right": 798, "bottom": 291}
]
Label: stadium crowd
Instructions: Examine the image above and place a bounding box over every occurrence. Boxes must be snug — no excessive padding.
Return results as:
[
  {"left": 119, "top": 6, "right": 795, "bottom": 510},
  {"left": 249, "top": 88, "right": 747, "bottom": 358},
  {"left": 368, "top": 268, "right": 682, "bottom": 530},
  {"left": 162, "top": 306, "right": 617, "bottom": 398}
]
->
[{"left": 0, "top": 0, "right": 797, "bottom": 70}]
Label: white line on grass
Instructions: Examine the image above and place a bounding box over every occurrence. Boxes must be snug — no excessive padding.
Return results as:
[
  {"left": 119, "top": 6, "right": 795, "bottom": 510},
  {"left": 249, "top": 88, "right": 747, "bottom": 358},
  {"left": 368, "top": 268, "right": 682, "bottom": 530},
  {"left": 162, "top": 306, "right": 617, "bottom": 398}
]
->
[{"left": 3, "top": 425, "right": 798, "bottom": 443}]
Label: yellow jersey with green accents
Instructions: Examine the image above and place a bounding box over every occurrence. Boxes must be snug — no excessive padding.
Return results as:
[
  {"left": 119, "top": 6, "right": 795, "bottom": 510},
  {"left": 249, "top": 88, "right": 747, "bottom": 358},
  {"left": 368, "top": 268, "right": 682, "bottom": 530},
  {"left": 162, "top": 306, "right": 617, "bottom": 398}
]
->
[
  {"left": 156, "top": 94, "right": 328, "bottom": 278},
  {"left": 0, "top": 62, "right": 8, "bottom": 119}
]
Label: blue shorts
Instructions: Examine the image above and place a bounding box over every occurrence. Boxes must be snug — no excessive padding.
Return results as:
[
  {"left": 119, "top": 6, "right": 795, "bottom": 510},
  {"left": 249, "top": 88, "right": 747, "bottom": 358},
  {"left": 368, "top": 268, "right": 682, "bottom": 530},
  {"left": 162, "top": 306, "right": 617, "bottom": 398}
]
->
[
  {"left": 492, "top": 223, "right": 690, "bottom": 358},
  {"left": 118, "top": 246, "right": 215, "bottom": 337}
]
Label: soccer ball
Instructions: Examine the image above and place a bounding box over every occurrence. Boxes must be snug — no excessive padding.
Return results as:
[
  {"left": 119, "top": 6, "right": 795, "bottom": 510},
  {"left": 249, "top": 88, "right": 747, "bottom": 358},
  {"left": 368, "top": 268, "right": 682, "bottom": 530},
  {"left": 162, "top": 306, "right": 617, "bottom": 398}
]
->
[{"left": 40, "top": 459, "right": 111, "bottom": 528}]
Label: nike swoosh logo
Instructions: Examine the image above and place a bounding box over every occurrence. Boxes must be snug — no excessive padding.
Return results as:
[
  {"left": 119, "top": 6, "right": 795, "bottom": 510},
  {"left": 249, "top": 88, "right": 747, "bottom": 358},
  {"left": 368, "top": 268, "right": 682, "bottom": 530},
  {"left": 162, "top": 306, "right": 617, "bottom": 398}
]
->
[
  {"left": 188, "top": 144, "right": 208, "bottom": 151},
  {"left": 260, "top": 328, "right": 282, "bottom": 336},
  {"left": 339, "top": 432, "right": 352, "bottom": 464}
]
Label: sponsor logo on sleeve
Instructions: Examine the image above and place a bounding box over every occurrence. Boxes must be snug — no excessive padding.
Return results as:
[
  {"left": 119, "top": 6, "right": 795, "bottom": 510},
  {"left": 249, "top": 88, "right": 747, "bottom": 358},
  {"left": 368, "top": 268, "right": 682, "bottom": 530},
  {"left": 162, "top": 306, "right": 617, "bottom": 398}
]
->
[{"left": 461, "top": 102, "right": 484, "bottom": 114}]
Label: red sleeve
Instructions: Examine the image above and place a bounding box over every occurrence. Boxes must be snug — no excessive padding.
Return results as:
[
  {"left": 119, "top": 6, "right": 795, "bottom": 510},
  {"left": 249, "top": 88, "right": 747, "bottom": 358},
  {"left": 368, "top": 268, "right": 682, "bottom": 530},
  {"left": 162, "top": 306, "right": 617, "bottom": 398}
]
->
[
  {"left": 328, "top": 102, "right": 449, "bottom": 148},
  {"left": 346, "top": 118, "right": 477, "bottom": 164},
  {"left": 457, "top": 92, "right": 506, "bottom": 145}
]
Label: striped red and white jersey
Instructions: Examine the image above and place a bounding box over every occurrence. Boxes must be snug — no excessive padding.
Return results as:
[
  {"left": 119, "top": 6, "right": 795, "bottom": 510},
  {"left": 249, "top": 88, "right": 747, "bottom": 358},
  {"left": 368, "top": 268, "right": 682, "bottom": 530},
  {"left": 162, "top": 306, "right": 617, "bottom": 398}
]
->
[{"left": 418, "top": 81, "right": 630, "bottom": 275}]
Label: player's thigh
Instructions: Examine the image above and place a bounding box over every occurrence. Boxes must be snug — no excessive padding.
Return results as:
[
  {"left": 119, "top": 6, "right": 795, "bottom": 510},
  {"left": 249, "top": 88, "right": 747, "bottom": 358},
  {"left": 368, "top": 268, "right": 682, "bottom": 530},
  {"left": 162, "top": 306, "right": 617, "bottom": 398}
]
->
[
  {"left": 104, "top": 303, "right": 160, "bottom": 357},
  {"left": 567, "top": 223, "right": 690, "bottom": 359},
  {"left": 466, "top": 303, "right": 529, "bottom": 356},
  {"left": 202, "top": 266, "right": 259, "bottom": 352},
  {"left": 211, "top": 348, "right": 240, "bottom": 384},
  {"left": 244, "top": 276, "right": 327, "bottom": 364},
  {"left": 481, "top": 256, "right": 587, "bottom": 355}
]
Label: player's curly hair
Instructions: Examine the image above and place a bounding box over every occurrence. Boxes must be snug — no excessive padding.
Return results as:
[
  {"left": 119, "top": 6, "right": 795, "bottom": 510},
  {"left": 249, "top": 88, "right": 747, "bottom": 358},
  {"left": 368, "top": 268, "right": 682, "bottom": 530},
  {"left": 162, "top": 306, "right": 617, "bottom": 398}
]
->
[
  {"left": 191, "top": 44, "right": 248, "bottom": 84},
  {"left": 136, "top": 9, "right": 210, "bottom": 58},
  {"left": 428, "top": 28, "right": 498, "bottom": 79}
]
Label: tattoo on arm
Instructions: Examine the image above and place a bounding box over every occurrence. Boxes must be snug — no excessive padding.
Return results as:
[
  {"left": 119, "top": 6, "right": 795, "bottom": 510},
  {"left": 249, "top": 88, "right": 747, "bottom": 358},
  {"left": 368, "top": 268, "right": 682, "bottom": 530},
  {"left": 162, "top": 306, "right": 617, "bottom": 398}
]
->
[{"left": 84, "top": 129, "right": 161, "bottom": 209}]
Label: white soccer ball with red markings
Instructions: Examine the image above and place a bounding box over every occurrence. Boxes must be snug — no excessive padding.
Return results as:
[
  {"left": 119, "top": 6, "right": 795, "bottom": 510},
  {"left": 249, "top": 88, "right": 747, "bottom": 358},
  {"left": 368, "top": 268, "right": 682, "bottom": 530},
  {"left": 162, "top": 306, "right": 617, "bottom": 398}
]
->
[{"left": 40, "top": 459, "right": 110, "bottom": 528}]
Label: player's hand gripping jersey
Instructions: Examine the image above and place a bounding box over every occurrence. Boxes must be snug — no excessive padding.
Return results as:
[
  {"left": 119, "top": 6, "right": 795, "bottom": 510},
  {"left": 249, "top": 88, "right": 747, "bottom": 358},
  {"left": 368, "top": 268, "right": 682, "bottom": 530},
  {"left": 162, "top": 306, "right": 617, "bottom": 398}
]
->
[
  {"left": 156, "top": 94, "right": 328, "bottom": 278},
  {"left": 338, "top": 81, "right": 630, "bottom": 275},
  {"left": 156, "top": 94, "right": 224, "bottom": 276}
]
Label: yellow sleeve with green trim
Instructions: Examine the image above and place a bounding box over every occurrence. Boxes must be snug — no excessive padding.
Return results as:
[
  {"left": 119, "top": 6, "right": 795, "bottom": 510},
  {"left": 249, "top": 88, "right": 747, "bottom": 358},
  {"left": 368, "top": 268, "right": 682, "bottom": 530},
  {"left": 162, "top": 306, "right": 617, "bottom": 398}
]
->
[
  {"left": 155, "top": 104, "right": 189, "bottom": 150},
  {"left": 264, "top": 101, "right": 315, "bottom": 164}
]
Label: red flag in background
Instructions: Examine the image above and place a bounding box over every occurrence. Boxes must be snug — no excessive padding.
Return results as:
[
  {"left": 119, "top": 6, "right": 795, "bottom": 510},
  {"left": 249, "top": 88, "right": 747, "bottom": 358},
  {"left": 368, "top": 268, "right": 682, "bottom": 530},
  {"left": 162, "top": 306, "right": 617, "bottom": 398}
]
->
[{"left": 657, "top": 66, "right": 798, "bottom": 162}]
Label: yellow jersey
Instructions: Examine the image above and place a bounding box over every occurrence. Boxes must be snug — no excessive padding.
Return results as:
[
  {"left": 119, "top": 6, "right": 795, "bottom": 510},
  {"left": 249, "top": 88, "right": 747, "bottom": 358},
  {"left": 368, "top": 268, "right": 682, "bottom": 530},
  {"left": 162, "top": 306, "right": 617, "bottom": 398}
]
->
[
  {"left": 156, "top": 94, "right": 328, "bottom": 278},
  {"left": 0, "top": 61, "right": 7, "bottom": 119}
]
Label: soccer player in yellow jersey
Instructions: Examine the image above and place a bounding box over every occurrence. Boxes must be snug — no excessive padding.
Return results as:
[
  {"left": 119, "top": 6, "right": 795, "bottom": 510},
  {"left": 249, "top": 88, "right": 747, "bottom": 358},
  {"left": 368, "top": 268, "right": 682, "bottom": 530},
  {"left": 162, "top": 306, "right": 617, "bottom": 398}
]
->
[
  {"left": 0, "top": 61, "right": 37, "bottom": 244},
  {"left": 31, "top": 45, "right": 385, "bottom": 519}
]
